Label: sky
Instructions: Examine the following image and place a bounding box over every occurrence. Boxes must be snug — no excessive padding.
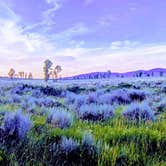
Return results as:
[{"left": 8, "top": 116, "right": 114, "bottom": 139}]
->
[{"left": 0, "top": 0, "right": 166, "bottom": 78}]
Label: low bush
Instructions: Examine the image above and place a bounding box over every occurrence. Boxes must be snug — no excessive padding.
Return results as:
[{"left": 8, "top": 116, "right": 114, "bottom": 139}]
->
[
  {"left": 98, "top": 90, "right": 130, "bottom": 105},
  {"left": 78, "top": 104, "right": 114, "bottom": 121},
  {"left": 47, "top": 109, "right": 73, "bottom": 129},
  {"left": 51, "top": 133, "right": 99, "bottom": 165},
  {"left": 122, "top": 103, "right": 155, "bottom": 122},
  {"left": 127, "top": 89, "right": 146, "bottom": 102},
  {"left": 0, "top": 111, "right": 32, "bottom": 145}
]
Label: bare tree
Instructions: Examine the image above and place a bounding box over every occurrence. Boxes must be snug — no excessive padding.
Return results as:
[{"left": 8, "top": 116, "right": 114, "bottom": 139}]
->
[
  {"left": 25, "top": 73, "right": 27, "bottom": 79},
  {"left": 8, "top": 68, "right": 15, "bottom": 79},
  {"left": 55, "top": 65, "right": 62, "bottom": 74},
  {"left": 43, "top": 59, "right": 53, "bottom": 82},
  {"left": 28, "top": 72, "right": 33, "bottom": 79},
  {"left": 55, "top": 65, "right": 62, "bottom": 78},
  {"left": 18, "top": 71, "right": 25, "bottom": 78},
  {"left": 52, "top": 65, "right": 62, "bottom": 81},
  {"left": 53, "top": 69, "right": 58, "bottom": 79},
  {"left": 22, "top": 72, "right": 25, "bottom": 78},
  {"left": 18, "top": 72, "right": 21, "bottom": 78}
]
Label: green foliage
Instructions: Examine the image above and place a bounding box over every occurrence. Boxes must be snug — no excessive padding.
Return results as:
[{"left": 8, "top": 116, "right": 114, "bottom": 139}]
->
[
  {"left": 32, "top": 115, "right": 47, "bottom": 126},
  {"left": 0, "top": 150, "right": 8, "bottom": 165},
  {"left": 0, "top": 104, "right": 19, "bottom": 112},
  {"left": 1, "top": 106, "right": 166, "bottom": 165},
  {"left": 0, "top": 151, "right": 3, "bottom": 161}
]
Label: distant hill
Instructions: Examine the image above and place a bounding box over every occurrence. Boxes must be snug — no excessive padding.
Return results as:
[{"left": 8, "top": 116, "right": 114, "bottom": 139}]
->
[{"left": 64, "top": 68, "right": 166, "bottom": 80}]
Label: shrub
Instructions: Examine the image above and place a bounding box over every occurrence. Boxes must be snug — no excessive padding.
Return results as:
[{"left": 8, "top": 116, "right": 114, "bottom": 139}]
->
[
  {"left": 0, "top": 97, "right": 5, "bottom": 105},
  {"left": 78, "top": 104, "right": 114, "bottom": 121},
  {"left": 98, "top": 89, "right": 131, "bottom": 105},
  {"left": 0, "top": 88, "right": 6, "bottom": 97},
  {"left": 51, "top": 136, "right": 80, "bottom": 165},
  {"left": 39, "top": 97, "right": 55, "bottom": 107},
  {"left": 161, "top": 83, "right": 166, "bottom": 93},
  {"left": 152, "top": 99, "right": 166, "bottom": 115},
  {"left": 21, "top": 96, "right": 37, "bottom": 113},
  {"left": 111, "top": 89, "right": 131, "bottom": 104},
  {"left": 118, "top": 82, "right": 132, "bottom": 89},
  {"left": 7, "top": 94, "right": 22, "bottom": 104},
  {"left": 127, "top": 89, "right": 146, "bottom": 102},
  {"left": 80, "top": 133, "right": 100, "bottom": 165},
  {"left": 0, "top": 149, "right": 8, "bottom": 165},
  {"left": 1, "top": 111, "right": 32, "bottom": 141},
  {"left": 66, "top": 85, "right": 86, "bottom": 94},
  {"left": 73, "top": 95, "right": 87, "bottom": 109},
  {"left": 35, "top": 97, "right": 62, "bottom": 108},
  {"left": 60, "top": 137, "right": 79, "bottom": 153},
  {"left": 82, "top": 132, "right": 95, "bottom": 147},
  {"left": 31, "top": 89, "right": 42, "bottom": 97},
  {"left": 10, "top": 84, "right": 24, "bottom": 95},
  {"left": 65, "top": 91, "right": 77, "bottom": 104},
  {"left": 98, "top": 89, "right": 147, "bottom": 105},
  {"left": 11, "top": 84, "right": 31, "bottom": 95},
  {"left": 66, "top": 92, "right": 99, "bottom": 107},
  {"left": 156, "top": 101, "right": 166, "bottom": 113},
  {"left": 47, "top": 109, "right": 73, "bottom": 129},
  {"left": 86, "top": 92, "right": 98, "bottom": 104},
  {"left": 122, "top": 103, "right": 155, "bottom": 122},
  {"left": 40, "top": 86, "right": 62, "bottom": 96},
  {"left": 51, "top": 134, "right": 99, "bottom": 166}
]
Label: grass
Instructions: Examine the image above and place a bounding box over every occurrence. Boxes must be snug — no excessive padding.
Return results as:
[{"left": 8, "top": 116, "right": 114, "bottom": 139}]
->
[
  {"left": 1, "top": 79, "right": 166, "bottom": 165},
  {"left": 19, "top": 107, "right": 165, "bottom": 166},
  {"left": 1, "top": 103, "right": 166, "bottom": 165},
  {"left": 0, "top": 107, "right": 166, "bottom": 166}
]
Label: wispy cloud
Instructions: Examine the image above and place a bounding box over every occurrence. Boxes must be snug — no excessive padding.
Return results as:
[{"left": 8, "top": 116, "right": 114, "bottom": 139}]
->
[
  {"left": 110, "top": 40, "right": 140, "bottom": 50},
  {"left": 23, "top": 0, "right": 65, "bottom": 32},
  {"left": 0, "top": 3, "right": 57, "bottom": 77},
  {"left": 0, "top": 1, "right": 19, "bottom": 21},
  {"left": 42, "top": 0, "right": 64, "bottom": 25},
  {"left": 0, "top": 0, "right": 166, "bottom": 78},
  {"left": 53, "top": 23, "right": 91, "bottom": 42},
  {"left": 0, "top": 1, "right": 92, "bottom": 77},
  {"left": 1, "top": 17, "right": 166, "bottom": 77},
  {"left": 49, "top": 41, "right": 166, "bottom": 76}
]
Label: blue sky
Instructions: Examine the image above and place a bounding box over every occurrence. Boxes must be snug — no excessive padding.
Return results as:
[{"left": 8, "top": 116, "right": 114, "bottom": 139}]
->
[{"left": 0, "top": 0, "right": 166, "bottom": 78}]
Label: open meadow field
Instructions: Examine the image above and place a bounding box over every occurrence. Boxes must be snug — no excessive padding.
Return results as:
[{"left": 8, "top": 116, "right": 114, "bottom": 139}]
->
[
  {"left": 1, "top": 0, "right": 166, "bottom": 165},
  {"left": 0, "top": 78, "right": 166, "bottom": 166}
]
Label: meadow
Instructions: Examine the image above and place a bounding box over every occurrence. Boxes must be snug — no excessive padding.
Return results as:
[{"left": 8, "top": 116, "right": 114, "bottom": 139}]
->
[{"left": 0, "top": 77, "right": 166, "bottom": 166}]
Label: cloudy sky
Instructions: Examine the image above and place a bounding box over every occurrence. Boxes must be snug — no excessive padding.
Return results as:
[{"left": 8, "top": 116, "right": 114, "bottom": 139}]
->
[{"left": 0, "top": 0, "right": 166, "bottom": 78}]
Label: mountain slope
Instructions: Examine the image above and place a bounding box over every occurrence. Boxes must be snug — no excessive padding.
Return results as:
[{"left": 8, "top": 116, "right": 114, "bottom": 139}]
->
[{"left": 64, "top": 68, "right": 166, "bottom": 79}]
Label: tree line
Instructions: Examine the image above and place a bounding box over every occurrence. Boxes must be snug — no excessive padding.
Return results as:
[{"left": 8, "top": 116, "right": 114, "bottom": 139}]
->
[
  {"left": 43, "top": 59, "right": 62, "bottom": 82},
  {"left": 8, "top": 59, "right": 62, "bottom": 82},
  {"left": 8, "top": 69, "right": 33, "bottom": 79}
]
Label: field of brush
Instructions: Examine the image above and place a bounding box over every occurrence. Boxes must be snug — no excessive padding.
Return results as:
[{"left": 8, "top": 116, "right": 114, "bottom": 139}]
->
[{"left": 0, "top": 77, "right": 166, "bottom": 166}]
